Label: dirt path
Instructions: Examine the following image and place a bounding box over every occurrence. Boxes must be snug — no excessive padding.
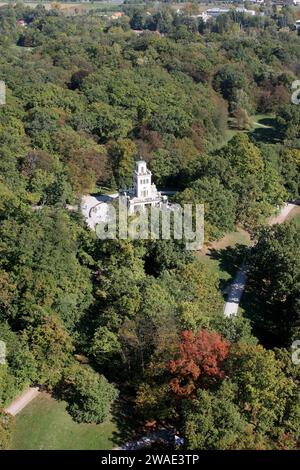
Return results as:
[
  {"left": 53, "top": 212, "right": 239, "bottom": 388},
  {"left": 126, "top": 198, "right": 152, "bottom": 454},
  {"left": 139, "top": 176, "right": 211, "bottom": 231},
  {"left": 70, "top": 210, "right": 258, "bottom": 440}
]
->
[
  {"left": 4, "top": 387, "right": 40, "bottom": 416},
  {"left": 223, "top": 202, "right": 299, "bottom": 317},
  {"left": 251, "top": 121, "right": 271, "bottom": 129},
  {"left": 268, "top": 203, "right": 298, "bottom": 225}
]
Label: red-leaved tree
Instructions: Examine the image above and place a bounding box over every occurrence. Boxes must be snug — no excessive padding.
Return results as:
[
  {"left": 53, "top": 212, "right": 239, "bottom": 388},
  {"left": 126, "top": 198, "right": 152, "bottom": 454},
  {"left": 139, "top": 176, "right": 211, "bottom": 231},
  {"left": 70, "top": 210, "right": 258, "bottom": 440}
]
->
[{"left": 168, "top": 330, "right": 230, "bottom": 398}]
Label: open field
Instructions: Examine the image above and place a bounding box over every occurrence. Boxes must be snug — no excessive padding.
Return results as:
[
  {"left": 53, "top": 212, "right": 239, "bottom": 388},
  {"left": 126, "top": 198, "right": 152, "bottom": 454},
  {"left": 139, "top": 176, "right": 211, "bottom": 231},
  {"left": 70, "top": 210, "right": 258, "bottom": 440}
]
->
[
  {"left": 11, "top": 392, "right": 118, "bottom": 450},
  {"left": 286, "top": 204, "right": 300, "bottom": 224},
  {"left": 218, "top": 113, "right": 278, "bottom": 149},
  {"left": 0, "top": 1, "right": 255, "bottom": 14},
  {"left": 291, "top": 211, "right": 300, "bottom": 227},
  {"left": 0, "top": 1, "right": 124, "bottom": 5},
  {"left": 0, "top": 1, "right": 124, "bottom": 12},
  {"left": 197, "top": 228, "right": 251, "bottom": 289},
  {"left": 248, "top": 114, "right": 279, "bottom": 144}
]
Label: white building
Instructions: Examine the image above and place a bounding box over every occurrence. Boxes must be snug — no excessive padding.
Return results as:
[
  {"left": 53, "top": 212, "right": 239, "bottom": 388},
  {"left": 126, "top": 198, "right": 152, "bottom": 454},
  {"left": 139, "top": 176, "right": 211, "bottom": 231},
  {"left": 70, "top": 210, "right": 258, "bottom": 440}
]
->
[
  {"left": 81, "top": 160, "right": 170, "bottom": 229},
  {"left": 201, "top": 7, "right": 257, "bottom": 23},
  {"left": 236, "top": 8, "right": 256, "bottom": 16},
  {"left": 122, "top": 160, "right": 167, "bottom": 215},
  {"left": 200, "top": 8, "right": 230, "bottom": 22},
  {"left": 206, "top": 8, "right": 230, "bottom": 18}
]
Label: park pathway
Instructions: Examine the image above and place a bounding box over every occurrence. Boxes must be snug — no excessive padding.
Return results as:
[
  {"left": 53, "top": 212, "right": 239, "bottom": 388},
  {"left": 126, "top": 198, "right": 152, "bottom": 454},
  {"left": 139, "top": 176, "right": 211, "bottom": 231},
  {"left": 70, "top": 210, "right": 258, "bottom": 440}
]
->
[
  {"left": 4, "top": 387, "right": 40, "bottom": 416},
  {"left": 223, "top": 202, "right": 298, "bottom": 317}
]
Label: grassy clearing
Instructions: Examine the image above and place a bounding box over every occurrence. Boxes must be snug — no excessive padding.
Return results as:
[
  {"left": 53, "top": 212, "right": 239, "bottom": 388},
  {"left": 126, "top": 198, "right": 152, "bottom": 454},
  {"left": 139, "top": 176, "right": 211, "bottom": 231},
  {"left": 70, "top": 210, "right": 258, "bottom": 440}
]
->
[
  {"left": 218, "top": 113, "right": 278, "bottom": 149},
  {"left": 199, "top": 205, "right": 300, "bottom": 285},
  {"left": 247, "top": 114, "right": 278, "bottom": 144},
  {"left": 197, "top": 229, "right": 251, "bottom": 287},
  {"left": 11, "top": 392, "right": 118, "bottom": 450},
  {"left": 216, "top": 129, "right": 241, "bottom": 149},
  {"left": 0, "top": 1, "right": 124, "bottom": 8},
  {"left": 288, "top": 207, "right": 300, "bottom": 226},
  {"left": 292, "top": 212, "right": 300, "bottom": 227},
  {"left": 249, "top": 113, "right": 275, "bottom": 128}
]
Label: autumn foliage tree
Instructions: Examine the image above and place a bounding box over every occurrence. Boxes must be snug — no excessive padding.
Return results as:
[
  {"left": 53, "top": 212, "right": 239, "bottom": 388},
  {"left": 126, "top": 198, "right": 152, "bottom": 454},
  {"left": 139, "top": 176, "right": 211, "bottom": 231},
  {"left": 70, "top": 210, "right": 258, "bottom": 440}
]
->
[{"left": 168, "top": 330, "right": 230, "bottom": 398}]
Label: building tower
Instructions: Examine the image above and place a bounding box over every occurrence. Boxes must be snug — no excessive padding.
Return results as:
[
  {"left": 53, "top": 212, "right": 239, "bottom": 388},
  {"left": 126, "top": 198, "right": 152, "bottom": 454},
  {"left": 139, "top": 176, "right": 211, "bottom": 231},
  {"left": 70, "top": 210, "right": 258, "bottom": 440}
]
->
[
  {"left": 124, "top": 160, "right": 167, "bottom": 214},
  {"left": 133, "top": 160, "right": 152, "bottom": 200}
]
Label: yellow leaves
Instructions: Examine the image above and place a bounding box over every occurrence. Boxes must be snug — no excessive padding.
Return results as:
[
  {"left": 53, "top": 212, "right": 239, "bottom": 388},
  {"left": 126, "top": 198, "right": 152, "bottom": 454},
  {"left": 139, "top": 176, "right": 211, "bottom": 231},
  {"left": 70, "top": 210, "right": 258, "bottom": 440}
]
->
[
  {"left": 0, "top": 181, "right": 15, "bottom": 212},
  {"left": 179, "top": 301, "right": 210, "bottom": 331},
  {"left": 175, "top": 261, "right": 223, "bottom": 329},
  {"left": 284, "top": 148, "right": 300, "bottom": 168},
  {"left": 228, "top": 133, "right": 264, "bottom": 175}
]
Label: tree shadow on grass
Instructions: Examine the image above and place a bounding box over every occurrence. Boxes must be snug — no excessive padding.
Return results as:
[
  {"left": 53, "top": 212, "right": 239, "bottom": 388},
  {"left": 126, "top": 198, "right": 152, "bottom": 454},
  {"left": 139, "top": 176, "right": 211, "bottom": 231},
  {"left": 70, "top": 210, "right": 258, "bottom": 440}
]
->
[
  {"left": 207, "top": 243, "right": 250, "bottom": 295},
  {"left": 250, "top": 126, "right": 280, "bottom": 144},
  {"left": 111, "top": 396, "right": 176, "bottom": 449},
  {"left": 204, "top": 241, "right": 284, "bottom": 348},
  {"left": 248, "top": 118, "right": 281, "bottom": 144},
  {"left": 111, "top": 395, "right": 143, "bottom": 447},
  {"left": 257, "top": 117, "right": 276, "bottom": 127}
]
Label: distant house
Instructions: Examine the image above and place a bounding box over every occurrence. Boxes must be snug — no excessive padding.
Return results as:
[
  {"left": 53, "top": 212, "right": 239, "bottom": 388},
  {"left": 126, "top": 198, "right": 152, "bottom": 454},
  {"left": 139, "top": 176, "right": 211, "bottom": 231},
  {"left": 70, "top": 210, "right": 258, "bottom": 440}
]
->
[
  {"left": 201, "top": 6, "right": 257, "bottom": 23},
  {"left": 201, "top": 8, "right": 230, "bottom": 23},
  {"left": 295, "top": 19, "right": 300, "bottom": 29},
  {"left": 236, "top": 8, "right": 256, "bottom": 16},
  {"left": 206, "top": 8, "right": 230, "bottom": 18},
  {"left": 111, "top": 12, "right": 124, "bottom": 20}
]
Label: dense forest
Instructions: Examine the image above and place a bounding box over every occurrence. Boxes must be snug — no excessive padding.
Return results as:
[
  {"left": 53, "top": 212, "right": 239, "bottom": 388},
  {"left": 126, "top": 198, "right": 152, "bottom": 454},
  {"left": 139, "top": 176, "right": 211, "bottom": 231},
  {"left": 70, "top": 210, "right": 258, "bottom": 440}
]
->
[{"left": 0, "top": 3, "right": 300, "bottom": 450}]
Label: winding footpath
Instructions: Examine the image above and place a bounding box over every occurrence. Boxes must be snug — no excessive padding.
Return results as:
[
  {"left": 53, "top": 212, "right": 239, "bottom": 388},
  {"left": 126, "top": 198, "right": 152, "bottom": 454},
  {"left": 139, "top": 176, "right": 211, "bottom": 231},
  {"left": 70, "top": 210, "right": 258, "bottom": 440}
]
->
[
  {"left": 223, "top": 202, "right": 298, "bottom": 317},
  {"left": 4, "top": 387, "right": 40, "bottom": 416}
]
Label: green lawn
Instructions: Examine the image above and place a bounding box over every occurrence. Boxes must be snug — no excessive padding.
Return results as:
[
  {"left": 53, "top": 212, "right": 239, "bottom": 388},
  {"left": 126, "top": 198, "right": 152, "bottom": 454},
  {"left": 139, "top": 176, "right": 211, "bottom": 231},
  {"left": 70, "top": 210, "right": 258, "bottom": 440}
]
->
[
  {"left": 11, "top": 393, "right": 118, "bottom": 450},
  {"left": 289, "top": 209, "right": 300, "bottom": 227},
  {"left": 198, "top": 205, "right": 300, "bottom": 286},
  {"left": 249, "top": 113, "right": 275, "bottom": 127},
  {"left": 217, "top": 113, "right": 277, "bottom": 149},
  {"left": 247, "top": 114, "right": 278, "bottom": 144},
  {"left": 197, "top": 229, "right": 251, "bottom": 287}
]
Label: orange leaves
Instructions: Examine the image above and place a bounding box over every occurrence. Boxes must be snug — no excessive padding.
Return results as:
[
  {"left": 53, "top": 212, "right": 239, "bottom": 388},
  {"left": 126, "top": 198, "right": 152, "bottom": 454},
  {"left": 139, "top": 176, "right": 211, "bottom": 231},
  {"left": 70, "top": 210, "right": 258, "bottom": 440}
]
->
[{"left": 168, "top": 329, "right": 230, "bottom": 398}]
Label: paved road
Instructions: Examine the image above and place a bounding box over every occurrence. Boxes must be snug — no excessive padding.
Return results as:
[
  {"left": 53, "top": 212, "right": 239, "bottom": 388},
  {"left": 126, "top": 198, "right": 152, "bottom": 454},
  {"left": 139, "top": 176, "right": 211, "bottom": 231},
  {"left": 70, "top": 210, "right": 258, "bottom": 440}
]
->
[
  {"left": 223, "top": 261, "right": 249, "bottom": 317},
  {"left": 223, "top": 203, "right": 298, "bottom": 317},
  {"left": 4, "top": 387, "right": 40, "bottom": 416}
]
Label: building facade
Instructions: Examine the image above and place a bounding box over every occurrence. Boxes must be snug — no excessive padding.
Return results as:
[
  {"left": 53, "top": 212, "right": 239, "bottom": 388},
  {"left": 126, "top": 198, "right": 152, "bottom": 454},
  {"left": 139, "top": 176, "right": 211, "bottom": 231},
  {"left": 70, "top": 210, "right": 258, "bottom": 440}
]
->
[{"left": 122, "top": 160, "right": 167, "bottom": 214}]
